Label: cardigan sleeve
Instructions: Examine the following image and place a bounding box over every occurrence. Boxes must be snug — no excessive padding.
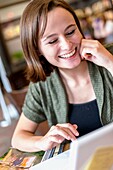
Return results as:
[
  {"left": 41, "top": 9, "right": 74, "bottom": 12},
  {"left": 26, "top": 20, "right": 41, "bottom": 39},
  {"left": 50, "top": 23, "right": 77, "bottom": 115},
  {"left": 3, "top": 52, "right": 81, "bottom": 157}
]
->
[
  {"left": 22, "top": 82, "right": 47, "bottom": 123},
  {"left": 105, "top": 43, "right": 113, "bottom": 54},
  {"left": 22, "top": 70, "right": 68, "bottom": 127}
]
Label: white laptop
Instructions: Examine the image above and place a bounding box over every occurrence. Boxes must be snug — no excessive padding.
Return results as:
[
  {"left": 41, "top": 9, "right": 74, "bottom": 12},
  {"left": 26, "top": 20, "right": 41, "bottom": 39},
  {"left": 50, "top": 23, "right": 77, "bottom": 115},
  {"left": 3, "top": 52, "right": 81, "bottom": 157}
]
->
[
  {"left": 69, "top": 122, "right": 113, "bottom": 170},
  {"left": 30, "top": 123, "right": 113, "bottom": 170}
]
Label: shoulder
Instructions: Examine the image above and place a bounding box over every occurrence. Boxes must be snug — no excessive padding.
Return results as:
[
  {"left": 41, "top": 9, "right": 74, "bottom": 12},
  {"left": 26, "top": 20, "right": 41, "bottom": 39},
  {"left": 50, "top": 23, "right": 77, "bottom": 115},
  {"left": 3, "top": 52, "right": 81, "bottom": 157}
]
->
[
  {"left": 28, "top": 69, "right": 62, "bottom": 92},
  {"left": 88, "top": 60, "right": 112, "bottom": 80}
]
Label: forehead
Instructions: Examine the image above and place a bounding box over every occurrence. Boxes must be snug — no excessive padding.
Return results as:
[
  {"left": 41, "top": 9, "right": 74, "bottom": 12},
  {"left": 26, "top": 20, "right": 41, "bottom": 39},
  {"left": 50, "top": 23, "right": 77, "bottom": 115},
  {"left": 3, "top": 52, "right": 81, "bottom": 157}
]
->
[
  {"left": 48, "top": 7, "right": 75, "bottom": 24},
  {"left": 39, "top": 7, "right": 75, "bottom": 37}
]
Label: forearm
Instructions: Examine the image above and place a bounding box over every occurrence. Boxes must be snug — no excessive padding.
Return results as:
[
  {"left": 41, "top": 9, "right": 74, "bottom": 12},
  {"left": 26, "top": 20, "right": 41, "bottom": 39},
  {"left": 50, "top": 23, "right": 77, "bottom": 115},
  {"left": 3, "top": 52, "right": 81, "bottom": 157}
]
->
[
  {"left": 12, "top": 113, "right": 79, "bottom": 152},
  {"left": 11, "top": 131, "right": 43, "bottom": 152}
]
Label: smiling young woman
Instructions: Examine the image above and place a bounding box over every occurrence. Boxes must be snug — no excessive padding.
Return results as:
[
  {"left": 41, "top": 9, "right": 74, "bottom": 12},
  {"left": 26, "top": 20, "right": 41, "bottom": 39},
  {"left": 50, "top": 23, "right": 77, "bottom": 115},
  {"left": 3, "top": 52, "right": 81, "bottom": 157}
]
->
[{"left": 12, "top": 0, "right": 113, "bottom": 153}]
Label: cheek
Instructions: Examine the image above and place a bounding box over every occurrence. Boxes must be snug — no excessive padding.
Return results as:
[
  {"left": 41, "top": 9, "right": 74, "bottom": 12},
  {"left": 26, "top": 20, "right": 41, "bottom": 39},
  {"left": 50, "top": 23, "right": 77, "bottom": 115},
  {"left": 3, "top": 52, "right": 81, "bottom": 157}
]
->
[
  {"left": 76, "top": 34, "right": 83, "bottom": 41},
  {"left": 43, "top": 47, "right": 53, "bottom": 57},
  {"left": 73, "top": 31, "right": 83, "bottom": 42},
  {"left": 41, "top": 45, "right": 58, "bottom": 59}
]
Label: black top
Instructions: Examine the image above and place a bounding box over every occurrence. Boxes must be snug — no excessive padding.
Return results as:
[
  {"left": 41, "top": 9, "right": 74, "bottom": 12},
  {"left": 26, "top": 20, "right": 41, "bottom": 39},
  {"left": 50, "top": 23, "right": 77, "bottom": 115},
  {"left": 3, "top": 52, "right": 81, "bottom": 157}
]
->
[{"left": 69, "top": 99, "right": 102, "bottom": 137}]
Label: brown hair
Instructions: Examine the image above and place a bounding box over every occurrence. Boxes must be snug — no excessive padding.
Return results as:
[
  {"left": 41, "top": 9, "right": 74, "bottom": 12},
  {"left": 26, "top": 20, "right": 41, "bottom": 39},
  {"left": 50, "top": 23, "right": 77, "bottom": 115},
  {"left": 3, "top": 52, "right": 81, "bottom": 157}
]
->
[{"left": 20, "top": 0, "right": 84, "bottom": 82}]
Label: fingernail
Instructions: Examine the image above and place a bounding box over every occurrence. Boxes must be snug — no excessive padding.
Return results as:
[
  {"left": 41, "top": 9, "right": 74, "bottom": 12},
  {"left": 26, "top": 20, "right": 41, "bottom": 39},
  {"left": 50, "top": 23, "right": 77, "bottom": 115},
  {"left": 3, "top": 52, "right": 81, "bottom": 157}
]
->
[
  {"left": 76, "top": 132, "right": 79, "bottom": 136},
  {"left": 67, "top": 136, "right": 70, "bottom": 140}
]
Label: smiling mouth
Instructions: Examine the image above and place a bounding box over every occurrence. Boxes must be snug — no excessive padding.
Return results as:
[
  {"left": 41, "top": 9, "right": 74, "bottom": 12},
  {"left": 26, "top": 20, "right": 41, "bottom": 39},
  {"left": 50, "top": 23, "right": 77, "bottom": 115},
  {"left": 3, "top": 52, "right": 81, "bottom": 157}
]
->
[{"left": 59, "top": 47, "right": 77, "bottom": 59}]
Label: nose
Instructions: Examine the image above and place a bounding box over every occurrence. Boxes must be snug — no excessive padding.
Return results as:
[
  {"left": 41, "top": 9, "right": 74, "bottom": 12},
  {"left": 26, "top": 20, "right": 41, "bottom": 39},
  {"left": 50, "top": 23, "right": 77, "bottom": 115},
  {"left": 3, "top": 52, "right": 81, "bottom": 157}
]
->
[{"left": 59, "top": 36, "right": 71, "bottom": 50}]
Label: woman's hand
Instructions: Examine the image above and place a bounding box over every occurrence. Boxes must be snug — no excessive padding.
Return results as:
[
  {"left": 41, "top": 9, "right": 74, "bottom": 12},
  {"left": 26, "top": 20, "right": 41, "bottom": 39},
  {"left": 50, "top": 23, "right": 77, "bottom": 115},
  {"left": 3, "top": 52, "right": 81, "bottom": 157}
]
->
[
  {"left": 80, "top": 39, "right": 113, "bottom": 75},
  {"left": 35, "top": 123, "right": 79, "bottom": 151}
]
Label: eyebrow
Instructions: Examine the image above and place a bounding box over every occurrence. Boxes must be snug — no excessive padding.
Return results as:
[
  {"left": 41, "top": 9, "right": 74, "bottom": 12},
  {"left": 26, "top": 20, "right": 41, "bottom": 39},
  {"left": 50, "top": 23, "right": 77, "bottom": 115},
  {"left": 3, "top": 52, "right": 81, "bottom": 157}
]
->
[{"left": 42, "top": 24, "right": 76, "bottom": 42}]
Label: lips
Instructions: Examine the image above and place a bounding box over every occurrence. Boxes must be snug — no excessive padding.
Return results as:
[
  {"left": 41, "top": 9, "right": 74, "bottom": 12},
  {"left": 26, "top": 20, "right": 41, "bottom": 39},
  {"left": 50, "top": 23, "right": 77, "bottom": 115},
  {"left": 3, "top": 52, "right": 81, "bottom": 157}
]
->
[{"left": 59, "top": 47, "right": 77, "bottom": 59}]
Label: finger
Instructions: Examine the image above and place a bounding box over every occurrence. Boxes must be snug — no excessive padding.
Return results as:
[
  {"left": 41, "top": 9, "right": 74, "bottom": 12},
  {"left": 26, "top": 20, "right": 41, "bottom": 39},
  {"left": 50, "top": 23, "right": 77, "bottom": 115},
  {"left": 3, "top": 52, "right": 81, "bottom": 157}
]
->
[
  {"left": 49, "top": 135, "right": 65, "bottom": 143},
  {"left": 56, "top": 124, "right": 78, "bottom": 141},
  {"left": 50, "top": 125, "right": 76, "bottom": 141},
  {"left": 81, "top": 47, "right": 97, "bottom": 61},
  {"left": 40, "top": 134, "right": 63, "bottom": 150},
  {"left": 81, "top": 39, "right": 100, "bottom": 48},
  {"left": 80, "top": 39, "right": 100, "bottom": 57},
  {"left": 57, "top": 123, "right": 79, "bottom": 136}
]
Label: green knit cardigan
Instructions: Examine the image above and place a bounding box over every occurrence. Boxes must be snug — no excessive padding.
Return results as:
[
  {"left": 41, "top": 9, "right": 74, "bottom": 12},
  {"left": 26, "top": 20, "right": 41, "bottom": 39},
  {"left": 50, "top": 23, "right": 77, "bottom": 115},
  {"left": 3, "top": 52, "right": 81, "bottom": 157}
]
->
[{"left": 22, "top": 43, "right": 113, "bottom": 127}]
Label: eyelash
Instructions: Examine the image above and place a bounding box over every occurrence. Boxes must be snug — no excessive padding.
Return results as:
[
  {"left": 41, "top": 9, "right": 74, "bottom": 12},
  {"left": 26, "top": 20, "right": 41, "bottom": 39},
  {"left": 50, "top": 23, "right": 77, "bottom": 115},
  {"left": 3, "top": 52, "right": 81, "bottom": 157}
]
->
[
  {"left": 48, "top": 39, "right": 58, "bottom": 44},
  {"left": 48, "top": 29, "right": 76, "bottom": 45},
  {"left": 66, "top": 29, "right": 75, "bottom": 36}
]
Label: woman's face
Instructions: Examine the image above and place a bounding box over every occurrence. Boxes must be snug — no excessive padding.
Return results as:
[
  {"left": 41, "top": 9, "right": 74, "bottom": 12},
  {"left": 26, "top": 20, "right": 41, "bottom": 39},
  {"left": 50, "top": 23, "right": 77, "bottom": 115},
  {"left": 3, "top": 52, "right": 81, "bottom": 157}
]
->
[{"left": 38, "top": 7, "right": 83, "bottom": 70}]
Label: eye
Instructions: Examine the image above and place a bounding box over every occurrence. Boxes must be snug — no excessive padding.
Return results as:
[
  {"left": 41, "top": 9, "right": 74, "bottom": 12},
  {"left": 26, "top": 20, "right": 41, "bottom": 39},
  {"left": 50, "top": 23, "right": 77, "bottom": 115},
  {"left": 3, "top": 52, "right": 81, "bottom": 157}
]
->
[
  {"left": 48, "top": 38, "right": 58, "bottom": 44},
  {"left": 66, "top": 29, "right": 75, "bottom": 36}
]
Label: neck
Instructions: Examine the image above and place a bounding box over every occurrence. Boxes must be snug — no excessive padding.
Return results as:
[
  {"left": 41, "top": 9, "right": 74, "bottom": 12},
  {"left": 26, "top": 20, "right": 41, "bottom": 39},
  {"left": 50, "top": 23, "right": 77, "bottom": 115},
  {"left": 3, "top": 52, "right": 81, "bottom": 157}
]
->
[{"left": 58, "top": 61, "right": 88, "bottom": 84}]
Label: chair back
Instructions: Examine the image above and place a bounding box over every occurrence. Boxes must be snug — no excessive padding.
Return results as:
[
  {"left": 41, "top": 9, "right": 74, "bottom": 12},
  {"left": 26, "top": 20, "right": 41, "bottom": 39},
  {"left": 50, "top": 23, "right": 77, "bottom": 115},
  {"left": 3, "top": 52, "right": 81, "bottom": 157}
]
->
[{"left": 4, "top": 87, "right": 28, "bottom": 114}]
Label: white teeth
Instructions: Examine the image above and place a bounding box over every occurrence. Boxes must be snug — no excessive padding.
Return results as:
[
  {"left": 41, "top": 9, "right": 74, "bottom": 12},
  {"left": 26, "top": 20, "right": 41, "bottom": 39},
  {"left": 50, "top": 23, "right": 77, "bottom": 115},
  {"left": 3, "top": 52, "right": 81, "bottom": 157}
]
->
[{"left": 60, "top": 50, "right": 75, "bottom": 58}]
